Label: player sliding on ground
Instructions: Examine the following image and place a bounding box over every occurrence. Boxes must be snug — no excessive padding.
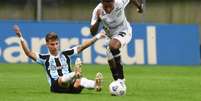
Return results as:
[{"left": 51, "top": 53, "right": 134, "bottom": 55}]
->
[
  {"left": 90, "top": 0, "right": 143, "bottom": 92},
  {"left": 13, "top": 25, "right": 104, "bottom": 93}
]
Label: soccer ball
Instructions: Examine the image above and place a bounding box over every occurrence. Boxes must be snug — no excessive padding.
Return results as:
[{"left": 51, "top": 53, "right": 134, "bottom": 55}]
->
[{"left": 109, "top": 81, "right": 126, "bottom": 96}]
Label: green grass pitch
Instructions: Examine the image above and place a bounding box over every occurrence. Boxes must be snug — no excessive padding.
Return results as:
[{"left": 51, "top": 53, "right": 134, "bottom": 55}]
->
[{"left": 0, "top": 64, "right": 201, "bottom": 101}]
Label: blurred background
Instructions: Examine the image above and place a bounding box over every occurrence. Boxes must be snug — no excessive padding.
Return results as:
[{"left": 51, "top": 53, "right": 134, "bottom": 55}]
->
[
  {"left": 0, "top": 0, "right": 201, "bottom": 41},
  {"left": 0, "top": 0, "right": 200, "bottom": 65},
  {"left": 0, "top": 0, "right": 200, "bottom": 22}
]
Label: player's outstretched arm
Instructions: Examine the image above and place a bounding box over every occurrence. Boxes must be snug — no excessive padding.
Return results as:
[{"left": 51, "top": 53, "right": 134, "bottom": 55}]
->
[
  {"left": 90, "top": 21, "right": 100, "bottom": 36},
  {"left": 77, "top": 32, "right": 105, "bottom": 53},
  {"left": 90, "top": 9, "right": 102, "bottom": 36},
  {"left": 131, "top": 0, "right": 144, "bottom": 13},
  {"left": 13, "top": 25, "right": 37, "bottom": 61}
]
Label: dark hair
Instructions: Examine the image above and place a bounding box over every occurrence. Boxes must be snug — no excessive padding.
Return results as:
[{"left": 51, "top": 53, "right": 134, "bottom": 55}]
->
[
  {"left": 101, "top": 0, "right": 114, "bottom": 2},
  {"left": 45, "top": 32, "right": 59, "bottom": 42}
]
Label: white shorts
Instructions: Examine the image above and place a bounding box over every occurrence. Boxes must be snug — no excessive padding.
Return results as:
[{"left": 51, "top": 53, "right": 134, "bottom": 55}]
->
[
  {"left": 113, "top": 33, "right": 132, "bottom": 48},
  {"left": 105, "top": 31, "right": 132, "bottom": 48},
  {"left": 105, "top": 31, "right": 132, "bottom": 60}
]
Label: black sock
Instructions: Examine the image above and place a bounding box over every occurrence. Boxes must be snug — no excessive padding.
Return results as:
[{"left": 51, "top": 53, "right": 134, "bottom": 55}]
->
[
  {"left": 114, "top": 56, "right": 124, "bottom": 79},
  {"left": 109, "top": 48, "right": 124, "bottom": 80},
  {"left": 108, "top": 59, "right": 118, "bottom": 80}
]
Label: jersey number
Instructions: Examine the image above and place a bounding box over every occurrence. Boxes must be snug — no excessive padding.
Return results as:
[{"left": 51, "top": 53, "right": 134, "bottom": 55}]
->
[{"left": 118, "top": 32, "right": 126, "bottom": 37}]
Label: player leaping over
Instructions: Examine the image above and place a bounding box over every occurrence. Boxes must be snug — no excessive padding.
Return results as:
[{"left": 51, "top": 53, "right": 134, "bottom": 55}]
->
[{"left": 13, "top": 25, "right": 104, "bottom": 93}]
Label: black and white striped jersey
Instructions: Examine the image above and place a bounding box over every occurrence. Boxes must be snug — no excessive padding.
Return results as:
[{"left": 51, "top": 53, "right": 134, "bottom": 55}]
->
[{"left": 36, "top": 47, "right": 78, "bottom": 86}]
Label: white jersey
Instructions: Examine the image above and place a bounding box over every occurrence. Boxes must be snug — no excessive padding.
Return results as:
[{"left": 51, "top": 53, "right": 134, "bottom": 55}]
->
[{"left": 91, "top": 0, "right": 132, "bottom": 37}]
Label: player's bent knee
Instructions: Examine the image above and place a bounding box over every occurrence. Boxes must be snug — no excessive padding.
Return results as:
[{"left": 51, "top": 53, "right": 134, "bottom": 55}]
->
[
  {"left": 109, "top": 38, "right": 121, "bottom": 49},
  {"left": 58, "top": 77, "right": 70, "bottom": 88}
]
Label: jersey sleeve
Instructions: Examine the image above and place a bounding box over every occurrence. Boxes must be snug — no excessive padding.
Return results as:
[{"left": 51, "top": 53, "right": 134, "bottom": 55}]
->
[
  {"left": 118, "top": 0, "right": 130, "bottom": 8},
  {"left": 36, "top": 53, "right": 49, "bottom": 65},
  {"left": 91, "top": 4, "right": 102, "bottom": 26},
  {"left": 62, "top": 46, "right": 78, "bottom": 57}
]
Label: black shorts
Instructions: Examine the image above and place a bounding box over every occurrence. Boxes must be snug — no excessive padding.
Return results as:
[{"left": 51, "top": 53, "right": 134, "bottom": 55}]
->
[{"left": 50, "top": 79, "right": 83, "bottom": 94}]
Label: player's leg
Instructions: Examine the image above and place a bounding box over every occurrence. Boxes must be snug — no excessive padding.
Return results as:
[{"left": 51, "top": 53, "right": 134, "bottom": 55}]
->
[
  {"left": 106, "top": 47, "right": 118, "bottom": 80},
  {"left": 59, "top": 62, "right": 82, "bottom": 87},
  {"left": 57, "top": 73, "right": 81, "bottom": 89},
  {"left": 78, "top": 72, "right": 103, "bottom": 91},
  {"left": 108, "top": 38, "right": 124, "bottom": 80},
  {"left": 50, "top": 79, "right": 73, "bottom": 93},
  {"left": 108, "top": 32, "right": 132, "bottom": 81},
  {"left": 51, "top": 67, "right": 83, "bottom": 93},
  {"left": 52, "top": 74, "right": 83, "bottom": 93},
  {"left": 58, "top": 72, "right": 76, "bottom": 87}
]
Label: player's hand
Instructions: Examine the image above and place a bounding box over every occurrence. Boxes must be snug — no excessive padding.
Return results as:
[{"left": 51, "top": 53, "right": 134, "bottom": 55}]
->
[{"left": 13, "top": 25, "right": 22, "bottom": 37}]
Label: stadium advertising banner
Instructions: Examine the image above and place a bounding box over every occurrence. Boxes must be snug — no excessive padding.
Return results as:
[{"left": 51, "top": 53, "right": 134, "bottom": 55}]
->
[{"left": 0, "top": 21, "right": 200, "bottom": 65}]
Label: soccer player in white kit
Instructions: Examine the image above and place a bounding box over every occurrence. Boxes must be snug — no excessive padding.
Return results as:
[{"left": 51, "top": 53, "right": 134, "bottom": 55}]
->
[{"left": 90, "top": 0, "right": 143, "bottom": 86}]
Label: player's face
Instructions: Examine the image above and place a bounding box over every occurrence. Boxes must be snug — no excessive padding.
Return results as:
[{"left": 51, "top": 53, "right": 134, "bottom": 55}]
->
[
  {"left": 46, "top": 39, "right": 59, "bottom": 55},
  {"left": 101, "top": 0, "right": 114, "bottom": 14}
]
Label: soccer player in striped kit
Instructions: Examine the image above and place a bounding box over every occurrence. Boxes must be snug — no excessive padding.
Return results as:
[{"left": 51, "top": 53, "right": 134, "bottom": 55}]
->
[
  {"left": 14, "top": 25, "right": 104, "bottom": 93},
  {"left": 90, "top": 0, "right": 143, "bottom": 88}
]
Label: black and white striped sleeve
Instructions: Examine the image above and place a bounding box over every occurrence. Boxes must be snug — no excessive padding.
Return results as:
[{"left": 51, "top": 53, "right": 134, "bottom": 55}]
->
[
  {"left": 62, "top": 46, "right": 78, "bottom": 57},
  {"left": 36, "top": 53, "right": 49, "bottom": 64}
]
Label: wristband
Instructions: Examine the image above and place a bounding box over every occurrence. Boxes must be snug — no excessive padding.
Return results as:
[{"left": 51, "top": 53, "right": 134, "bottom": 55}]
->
[{"left": 19, "top": 37, "right": 25, "bottom": 42}]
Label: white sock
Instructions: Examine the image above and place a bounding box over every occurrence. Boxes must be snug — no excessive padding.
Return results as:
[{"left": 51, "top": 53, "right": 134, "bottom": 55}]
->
[
  {"left": 117, "top": 79, "right": 125, "bottom": 82},
  {"left": 61, "top": 72, "right": 75, "bottom": 83},
  {"left": 80, "top": 77, "right": 95, "bottom": 89}
]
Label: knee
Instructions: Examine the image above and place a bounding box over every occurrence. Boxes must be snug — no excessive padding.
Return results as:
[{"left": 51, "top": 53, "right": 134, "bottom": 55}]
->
[
  {"left": 109, "top": 39, "right": 121, "bottom": 50},
  {"left": 58, "top": 77, "right": 71, "bottom": 88},
  {"left": 109, "top": 42, "right": 118, "bottom": 50},
  {"left": 109, "top": 40, "right": 121, "bottom": 54}
]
